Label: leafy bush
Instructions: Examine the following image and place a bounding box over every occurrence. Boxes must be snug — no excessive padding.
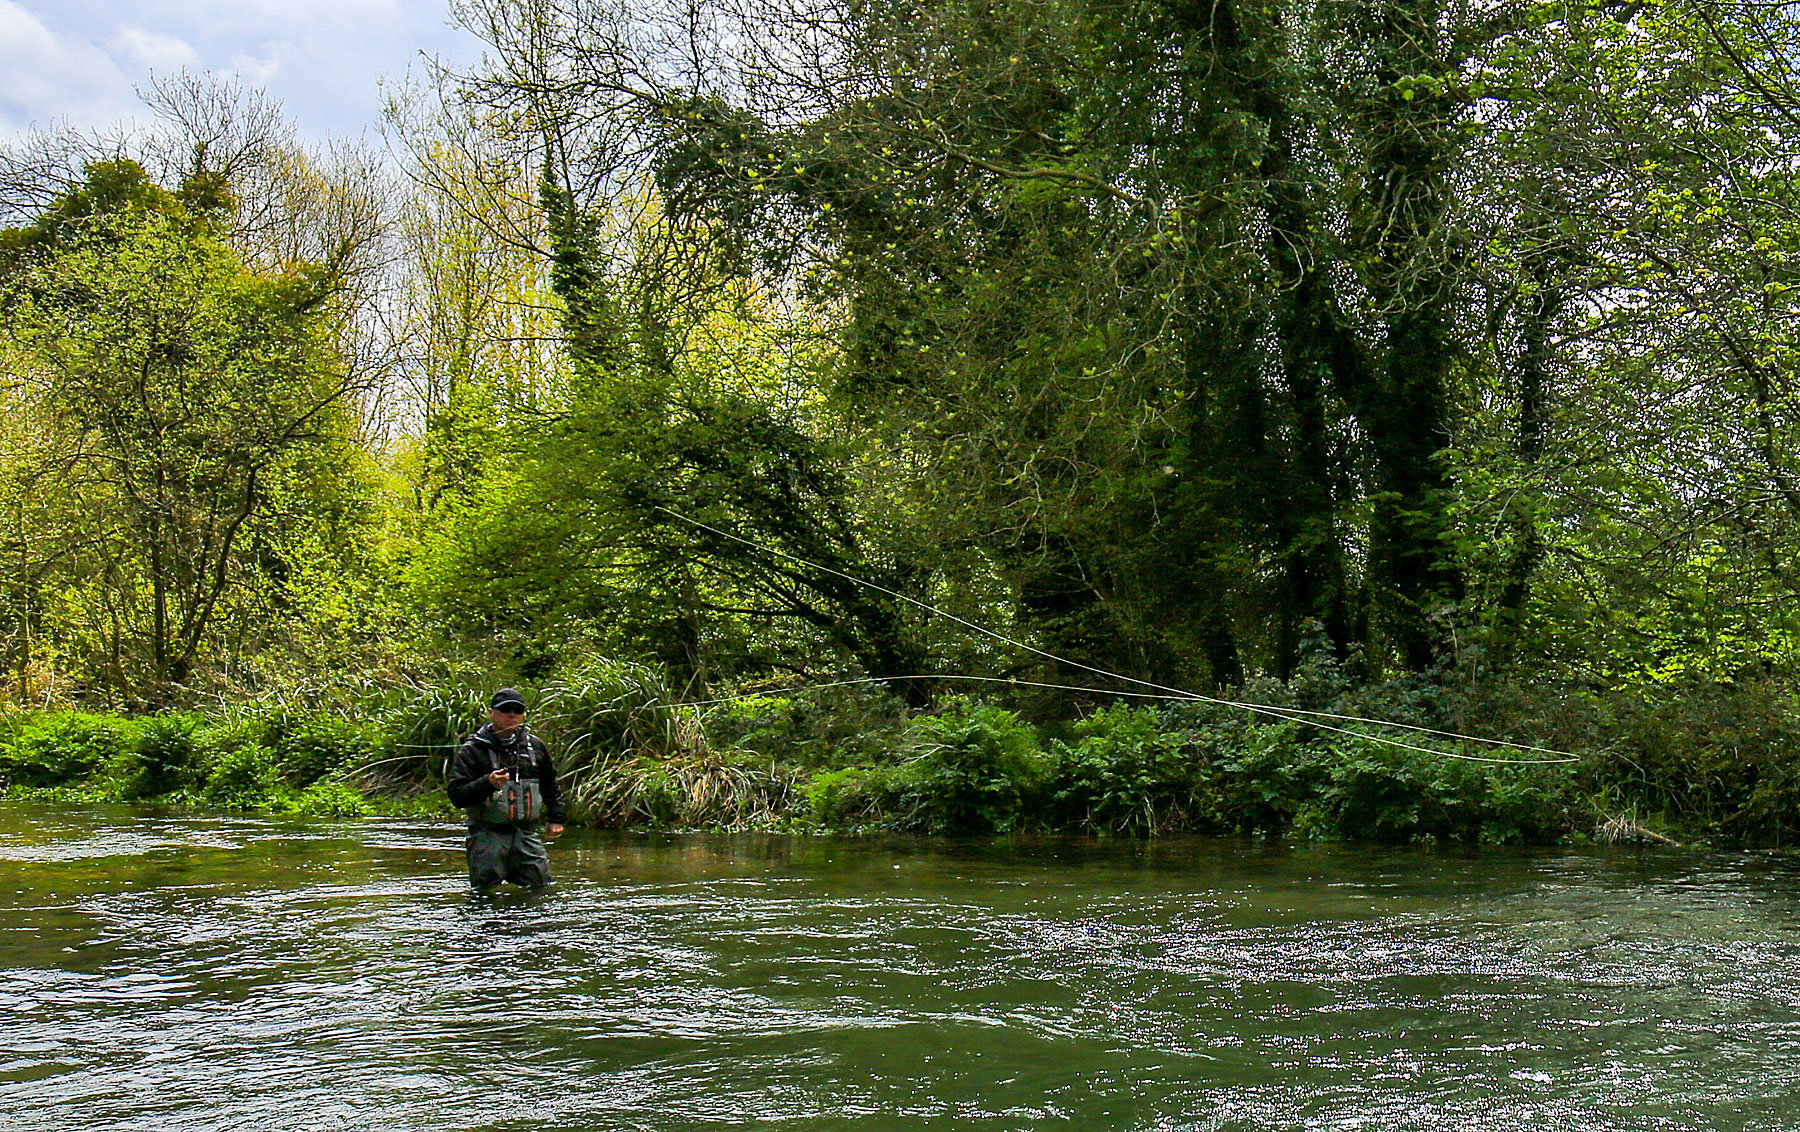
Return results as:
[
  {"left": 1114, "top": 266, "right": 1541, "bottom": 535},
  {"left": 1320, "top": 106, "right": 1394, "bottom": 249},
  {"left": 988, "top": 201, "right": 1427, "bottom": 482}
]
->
[
  {"left": 544, "top": 659, "right": 718, "bottom": 820},
  {"left": 125, "top": 712, "right": 212, "bottom": 798},
  {"left": 889, "top": 701, "right": 1046, "bottom": 834},
  {"left": 1047, "top": 704, "right": 1202, "bottom": 835},
  {"left": 274, "top": 712, "right": 375, "bottom": 788},
  {"left": 1593, "top": 679, "right": 1800, "bottom": 845},
  {"left": 705, "top": 683, "right": 911, "bottom": 769},
  {"left": 0, "top": 711, "right": 141, "bottom": 789},
  {"left": 1281, "top": 738, "right": 1575, "bottom": 844},
  {"left": 0, "top": 666, "right": 1760, "bottom": 845},
  {"left": 1480, "top": 763, "right": 1575, "bottom": 845},
  {"left": 202, "top": 742, "right": 283, "bottom": 809},
  {"left": 285, "top": 780, "right": 373, "bottom": 817},
  {"left": 803, "top": 764, "right": 903, "bottom": 828},
  {"left": 1293, "top": 741, "right": 1477, "bottom": 841},
  {"left": 1196, "top": 717, "right": 1321, "bottom": 835}
]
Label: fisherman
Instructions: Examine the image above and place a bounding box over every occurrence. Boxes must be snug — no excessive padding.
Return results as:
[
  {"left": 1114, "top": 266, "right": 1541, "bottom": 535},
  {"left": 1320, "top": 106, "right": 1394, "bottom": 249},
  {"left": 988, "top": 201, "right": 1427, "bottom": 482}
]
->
[{"left": 446, "top": 688, "right": 566, "bottom": 892}]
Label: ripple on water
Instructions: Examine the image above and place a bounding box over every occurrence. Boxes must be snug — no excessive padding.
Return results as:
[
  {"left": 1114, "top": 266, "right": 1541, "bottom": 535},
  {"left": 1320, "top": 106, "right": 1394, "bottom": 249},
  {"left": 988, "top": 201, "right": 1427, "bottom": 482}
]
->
[{"left": 8, "top": 817, "right": 1800, "bottom": 1130}]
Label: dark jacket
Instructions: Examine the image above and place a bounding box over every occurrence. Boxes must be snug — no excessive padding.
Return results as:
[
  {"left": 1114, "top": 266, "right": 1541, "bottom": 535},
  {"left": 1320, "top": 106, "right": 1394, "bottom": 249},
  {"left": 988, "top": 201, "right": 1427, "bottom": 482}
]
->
[{"left": 446, "top": 723, "right": 566, "bottom": 826}]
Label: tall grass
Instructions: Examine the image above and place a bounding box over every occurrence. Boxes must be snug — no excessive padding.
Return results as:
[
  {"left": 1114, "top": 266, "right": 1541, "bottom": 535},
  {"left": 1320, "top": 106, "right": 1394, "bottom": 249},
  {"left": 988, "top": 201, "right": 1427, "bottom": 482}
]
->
[
  {"left": 569, "top": 752, "right": 801, "bottom": 829},
  {"left": 362, "top": 680, "right": 493, "bottom": 790},
  {"left": 540, "top": 660, "right": 702, "bottom": 767},
  {"left": 534, "top": 660, "right": 798, "bottom": 826}
]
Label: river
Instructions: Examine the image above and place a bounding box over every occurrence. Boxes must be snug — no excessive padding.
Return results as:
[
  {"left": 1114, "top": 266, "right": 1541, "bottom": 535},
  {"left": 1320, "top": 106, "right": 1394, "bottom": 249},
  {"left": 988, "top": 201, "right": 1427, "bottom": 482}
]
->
[{"left": 5, "top": 806, "right": 1800, "bottom": 1130}]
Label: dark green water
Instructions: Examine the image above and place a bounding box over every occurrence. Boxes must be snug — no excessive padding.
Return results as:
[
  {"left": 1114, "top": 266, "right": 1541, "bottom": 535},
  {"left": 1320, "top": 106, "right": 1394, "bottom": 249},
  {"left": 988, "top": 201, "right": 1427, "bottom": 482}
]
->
[{"left": 7, "top": 808, "right": 1800, "bottom": 1130}]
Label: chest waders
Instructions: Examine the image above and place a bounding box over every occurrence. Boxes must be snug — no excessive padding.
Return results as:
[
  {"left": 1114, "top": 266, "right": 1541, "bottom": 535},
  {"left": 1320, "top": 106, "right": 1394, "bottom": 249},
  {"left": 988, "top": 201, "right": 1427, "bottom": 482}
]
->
[{"left": 480, "top": 743, "right": 545, "bottom": 825}]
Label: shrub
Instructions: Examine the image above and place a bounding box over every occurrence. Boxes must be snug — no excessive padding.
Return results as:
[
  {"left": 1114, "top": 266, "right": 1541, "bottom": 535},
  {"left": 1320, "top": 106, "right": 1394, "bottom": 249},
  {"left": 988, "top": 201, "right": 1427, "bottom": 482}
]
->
[
  {"left": 1480, "top": 763, "right": 1575, "bottom": 844},
  {"left": 1294, "top": 741, "right": 1478, "bottom": 841},
  {"left": 1200, "top": 717, "right": 1321, "bottom": 835},
  {"left": 0, "top": 711, "right": 140, "bottom": 789},
  {"left": 202, "top": 742, "right": 283, "bottom": 809},
  {"left": 1287, "top": 738, "right": 1575, "bottom": 844},
  {"left": 543, "top": 660, "right": 716, "bottom": 818},
  {"left": 542, "top": 659, "right": 704, "bottom": 765},
  {"left": 803, "top": 764, "right": 903, "bottom": 828},
  {"left": 1047, "top": 703, "right": 1203, "bottom": 835},
  {"left": 1595, "top": 679, "right": 1800, "bottom": 845},
  {"left": 275, "top": 712, "right": 376, "bottom": 788},
  {"left": 125, "top": 712, "right": 212, "bottom": 798},
  {"left": 286, "top": 780, "right": 373, "bottom": 817},
  {"left": 705, "top": 683, "right": 912, "bottom": 769},
  {"left": 890, "top": 701, "right": 1046, "bottom": 834}
]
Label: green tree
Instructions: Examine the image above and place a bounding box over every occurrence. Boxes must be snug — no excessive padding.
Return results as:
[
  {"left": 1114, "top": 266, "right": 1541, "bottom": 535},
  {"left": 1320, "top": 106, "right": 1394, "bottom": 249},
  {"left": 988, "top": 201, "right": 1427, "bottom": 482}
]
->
[
  {"left": 1445, "top": 0, "right": 1800, "bottom": 684},
  {"left": 2, "top": 161, "right": 365, "bottom": 699},
  {"left": 444, "top": 0, "right": 1800, "bottom": 702},
  {"left": 635, "top": 0, "right": 1480, "bottom": 680}
]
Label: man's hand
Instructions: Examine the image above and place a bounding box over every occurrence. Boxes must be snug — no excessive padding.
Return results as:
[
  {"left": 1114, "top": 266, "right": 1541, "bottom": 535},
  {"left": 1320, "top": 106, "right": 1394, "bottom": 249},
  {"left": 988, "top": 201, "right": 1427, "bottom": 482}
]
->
[
  {"left": 545, "top": 824, "right": 565, "bottom": 839},
  {"left": 486, "top": 768, "right": 510, "bottom": 788}
]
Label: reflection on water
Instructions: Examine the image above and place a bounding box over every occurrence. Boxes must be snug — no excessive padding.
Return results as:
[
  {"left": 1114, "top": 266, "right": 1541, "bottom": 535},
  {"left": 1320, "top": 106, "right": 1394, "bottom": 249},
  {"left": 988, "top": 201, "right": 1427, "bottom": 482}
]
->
[{"left": 6, "top": 807, "right": 1800, "bottom": 1130}]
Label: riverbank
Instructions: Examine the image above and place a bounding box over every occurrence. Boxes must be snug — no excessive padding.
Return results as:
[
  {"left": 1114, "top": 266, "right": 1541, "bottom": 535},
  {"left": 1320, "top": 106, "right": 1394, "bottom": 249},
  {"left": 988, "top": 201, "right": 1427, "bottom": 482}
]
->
[
  {"left": 2, "top": 669, "right": 1794, "bottom": 846},
  {"left": 0, "top": 702, "right": 1577, "bottom": 842}
]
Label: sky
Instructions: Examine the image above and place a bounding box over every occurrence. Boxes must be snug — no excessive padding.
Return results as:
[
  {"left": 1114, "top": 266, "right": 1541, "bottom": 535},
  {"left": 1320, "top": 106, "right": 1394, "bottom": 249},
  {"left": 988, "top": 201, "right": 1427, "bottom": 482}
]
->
[{"left": 0, "top": 0, "right": 488, "bottom": 147}]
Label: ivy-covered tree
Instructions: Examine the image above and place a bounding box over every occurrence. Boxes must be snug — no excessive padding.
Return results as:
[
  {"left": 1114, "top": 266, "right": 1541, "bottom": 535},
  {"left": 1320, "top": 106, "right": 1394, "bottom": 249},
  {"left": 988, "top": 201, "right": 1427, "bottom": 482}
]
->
[{"left": 438, "top": 0, "right": 1800, "bottom": 700}]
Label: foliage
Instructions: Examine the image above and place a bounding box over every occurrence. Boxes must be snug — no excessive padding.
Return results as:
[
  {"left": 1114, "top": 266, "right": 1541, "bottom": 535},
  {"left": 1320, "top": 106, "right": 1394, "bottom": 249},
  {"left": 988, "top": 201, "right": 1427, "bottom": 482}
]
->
[
  {"left": 0, "top": 711, "right": 141, "bottom": 789},
  {"left": 0, "top": 158, "right": 374, "bottom": 703},
  {"left": 125, "top": 712, "right": 213, "bottom": 799},
  {"left": 803, "top": 764, "right": 904, "bottom": 831},
  {"left": 0, "top": 670, "right": 1792, "bottom": 847},
  {"left": 570, "top": 750, "right": 798, "bottom": 829},
  {"left": 884, "top": 701, "right": 1048, "bottom": 834},
  {"left": 1046, "top": 704, "right": 1201, "bottom": 836},
  {"left": 201, "top": 742, "right": 283, "bottom": 809},
  {"left": 366, "top": 680, "right": 495, "bottom": 783},
  {"left": 419, "top": 0, "right": 1800, "bottom": 712},
  {"left": 268, "top": 712, "right": 375, "bottom": 789},
  {"left": 8, "top": 10, "right": 1800, "bottom": 851},
  {"left": 704, "top": 683, "right": 912, "bottom": 770},
  {"left": 1289, "top": 740, "right": 1571, "bottom": 845},
  {"left": 284, "top": 780, "right": 374, "bottom": 818},
  {"left": 536, "top": 659, "right": 711, "bottom": 819},
  {"left": 542, "top": 658, "right": 704, "bottom": 768},
  {"left": 1156, "top": 703, "right": 1315, "bottom": 836},
  {"left": 1584, "top": 679, "right": 1800, "bottom": 847}
]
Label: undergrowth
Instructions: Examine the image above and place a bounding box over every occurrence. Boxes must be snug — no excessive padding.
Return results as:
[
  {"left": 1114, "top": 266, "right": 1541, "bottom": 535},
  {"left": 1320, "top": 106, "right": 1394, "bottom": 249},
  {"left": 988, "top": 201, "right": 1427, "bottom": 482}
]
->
[{"left": 1, "top": 666, "right": 1792, "bottom": 846}]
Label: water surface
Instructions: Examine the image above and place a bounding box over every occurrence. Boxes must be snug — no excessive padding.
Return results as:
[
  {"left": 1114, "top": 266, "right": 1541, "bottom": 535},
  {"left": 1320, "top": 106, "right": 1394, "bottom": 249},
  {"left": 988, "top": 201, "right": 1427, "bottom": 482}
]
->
[{"left": 6, "top": 807, "right": 1800, "bottom": 1130}]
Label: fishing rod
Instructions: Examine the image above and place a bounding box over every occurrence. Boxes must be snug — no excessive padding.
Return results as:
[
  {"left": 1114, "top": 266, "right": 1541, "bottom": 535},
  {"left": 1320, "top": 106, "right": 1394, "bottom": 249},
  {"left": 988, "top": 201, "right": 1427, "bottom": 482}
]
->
[{"left": 657, "top": 506, "right": 1584, "bottom": 766}]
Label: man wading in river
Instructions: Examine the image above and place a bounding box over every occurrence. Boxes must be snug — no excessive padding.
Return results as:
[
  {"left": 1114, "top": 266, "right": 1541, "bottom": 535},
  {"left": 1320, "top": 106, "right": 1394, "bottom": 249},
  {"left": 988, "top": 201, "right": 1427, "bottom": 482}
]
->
[{"left": 447, "top": 689, "right": 566, "bottom": 891}]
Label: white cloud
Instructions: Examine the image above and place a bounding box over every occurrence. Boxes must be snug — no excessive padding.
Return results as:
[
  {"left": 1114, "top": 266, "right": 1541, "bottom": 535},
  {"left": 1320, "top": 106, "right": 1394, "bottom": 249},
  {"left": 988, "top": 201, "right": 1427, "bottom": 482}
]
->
[
  {"left": 2, "top": 0, "right": 485, "bottom": 146},
  {"left": 0, "top": 0, "right": 137, "bottom": 134},
  {"left": 108, "top": 26, "right": 200, "bottom": 73},
  {"left": 228, "top": 51, "right": 283, "bottom": 87}
]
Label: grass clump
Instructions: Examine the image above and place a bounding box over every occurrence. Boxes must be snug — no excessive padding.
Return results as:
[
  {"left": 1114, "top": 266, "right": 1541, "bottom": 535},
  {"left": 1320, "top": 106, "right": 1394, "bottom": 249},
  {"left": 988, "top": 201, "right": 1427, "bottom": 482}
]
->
[{"left": 572, "top": 751, "right": 800, "bottom": 829}]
